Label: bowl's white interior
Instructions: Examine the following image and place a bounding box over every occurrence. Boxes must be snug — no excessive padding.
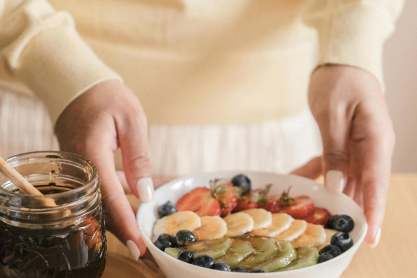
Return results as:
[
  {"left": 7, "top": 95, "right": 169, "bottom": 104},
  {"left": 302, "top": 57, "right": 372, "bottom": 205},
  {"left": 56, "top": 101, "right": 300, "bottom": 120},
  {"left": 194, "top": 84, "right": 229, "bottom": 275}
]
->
[{"left": 137, "top": 171, "right": 367, "bottom": 273}]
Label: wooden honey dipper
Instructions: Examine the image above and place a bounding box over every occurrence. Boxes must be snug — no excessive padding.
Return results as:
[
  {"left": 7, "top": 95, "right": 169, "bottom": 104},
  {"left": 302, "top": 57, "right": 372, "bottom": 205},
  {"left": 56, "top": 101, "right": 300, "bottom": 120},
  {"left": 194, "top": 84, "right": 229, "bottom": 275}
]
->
[{"left": 0, "top": 156, "right": 57, "bottom": 207}]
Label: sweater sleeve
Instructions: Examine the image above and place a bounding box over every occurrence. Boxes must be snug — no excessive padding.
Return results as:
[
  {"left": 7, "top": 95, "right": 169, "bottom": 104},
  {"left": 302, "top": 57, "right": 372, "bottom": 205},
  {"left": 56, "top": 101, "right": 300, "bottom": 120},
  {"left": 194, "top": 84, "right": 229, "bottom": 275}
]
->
[
  {"left": 0, "top": 0, "right": 122, "bottom": 125},
  {"left": 304, "top": 0, "right": 405, "bottom": 88}
]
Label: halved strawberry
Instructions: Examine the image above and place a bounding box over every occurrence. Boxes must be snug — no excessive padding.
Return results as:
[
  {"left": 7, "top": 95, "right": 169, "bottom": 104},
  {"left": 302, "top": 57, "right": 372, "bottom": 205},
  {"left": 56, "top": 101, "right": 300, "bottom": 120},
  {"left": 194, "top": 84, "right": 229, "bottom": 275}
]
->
[
  {"left": 176, "top": 187, "right": 221, "bottom": 216},
  {"left": 301, "top": 207, "right": 331, "bottom": 226},
  {"left": 258, "top": 196, "right": 281, "bottom": 213},
  {"left": 213, "top": 184, "right": 238, "bottom": 217},
  {"left": 279, "top": 196, "right": 314, "bottom": 219}
]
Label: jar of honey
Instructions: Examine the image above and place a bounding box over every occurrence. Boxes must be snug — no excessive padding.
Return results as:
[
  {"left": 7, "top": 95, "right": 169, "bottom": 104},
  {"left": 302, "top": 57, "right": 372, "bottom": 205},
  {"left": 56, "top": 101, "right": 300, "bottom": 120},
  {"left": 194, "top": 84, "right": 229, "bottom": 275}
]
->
[{"left": 0, "top": 151, "right": 106, "bottom": 278}]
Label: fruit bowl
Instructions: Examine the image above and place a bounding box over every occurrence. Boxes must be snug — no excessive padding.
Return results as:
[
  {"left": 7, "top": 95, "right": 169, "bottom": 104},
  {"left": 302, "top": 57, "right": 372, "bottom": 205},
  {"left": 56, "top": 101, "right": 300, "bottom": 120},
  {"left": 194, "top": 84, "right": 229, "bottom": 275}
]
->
[{"left": 137, "top": 171, "right": 367, "bottom": 278}]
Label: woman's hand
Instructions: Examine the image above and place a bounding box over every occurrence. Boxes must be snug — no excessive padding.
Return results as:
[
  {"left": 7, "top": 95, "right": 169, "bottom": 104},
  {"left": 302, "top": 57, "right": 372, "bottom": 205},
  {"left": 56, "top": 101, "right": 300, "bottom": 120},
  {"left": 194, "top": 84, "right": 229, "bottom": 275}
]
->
[
  {"left": 55, "top": 80, "right": 154, "bottom": 259},
  {"left": 299, "top": 65, "right": 395, "bottom": 247}
]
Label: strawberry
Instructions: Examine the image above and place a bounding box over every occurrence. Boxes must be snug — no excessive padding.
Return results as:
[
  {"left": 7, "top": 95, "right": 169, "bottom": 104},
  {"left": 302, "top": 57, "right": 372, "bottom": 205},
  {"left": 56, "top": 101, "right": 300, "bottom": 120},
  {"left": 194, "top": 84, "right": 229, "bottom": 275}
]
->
[
  {"left": 234, "top": 186, "right": 272, "bottom": 212},
  {"left": 213, "top": 184, "right": 238, "bottom": 217},
  {"left": 234, "top": 195, "right": 259, "bottom": 212},
  {"left": 301, "top": 207, "right": 331, "bottom": 226},
  {"left": 279, "top": 196, "right": 314, "bottom": 219},
  {"left": 176, "top": 187, "right": 221, "bottom": 216},
  {"left": 258, "top": 196, "right": 281, "bottom": 213}
]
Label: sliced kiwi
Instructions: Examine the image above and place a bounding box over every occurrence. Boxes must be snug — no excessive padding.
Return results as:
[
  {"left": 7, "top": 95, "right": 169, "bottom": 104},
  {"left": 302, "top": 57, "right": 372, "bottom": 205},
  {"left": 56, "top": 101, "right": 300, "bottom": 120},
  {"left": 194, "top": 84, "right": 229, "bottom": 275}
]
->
[
  {"left": 165, "top": 247, "right": 182, "bottom": 258},
  {"left": 254, "top": 241, "right": 296, "bottom": 272},
  {"left": 238, "top": 237, "right": 278, "bottom": 267},
  {"left": 278, "top": 247, "right": 319, "bottom": 272},
  {"left": 165, "top": 238, "right": 233, "bottom": 259},
  {"left": 216, "top": 239, "right": 254, "bottom": 267}
]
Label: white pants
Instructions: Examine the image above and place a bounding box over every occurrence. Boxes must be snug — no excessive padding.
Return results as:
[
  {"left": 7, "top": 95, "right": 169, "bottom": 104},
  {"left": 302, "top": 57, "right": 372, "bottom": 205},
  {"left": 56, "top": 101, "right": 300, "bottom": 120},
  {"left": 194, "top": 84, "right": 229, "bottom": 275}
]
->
[{"left": 1, "top": 88, "right": 322, "bottom": 177}]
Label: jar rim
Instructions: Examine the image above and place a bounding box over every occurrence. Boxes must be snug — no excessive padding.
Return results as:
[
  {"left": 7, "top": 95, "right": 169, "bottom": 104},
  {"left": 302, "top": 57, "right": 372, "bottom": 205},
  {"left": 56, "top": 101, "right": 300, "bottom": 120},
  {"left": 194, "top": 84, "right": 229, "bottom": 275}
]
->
[
  {"left": 0, "top": 151, "right": 101, "bottom": 229},
  {"left": 0, "top": 150, "right": 98, "bottom": 200}
]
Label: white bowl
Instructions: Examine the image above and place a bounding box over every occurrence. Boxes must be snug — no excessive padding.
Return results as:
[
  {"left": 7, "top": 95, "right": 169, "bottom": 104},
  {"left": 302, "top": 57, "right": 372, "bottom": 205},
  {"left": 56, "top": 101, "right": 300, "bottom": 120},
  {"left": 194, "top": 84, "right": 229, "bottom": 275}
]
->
[{"left": 137, "top": 171, "right": 367, "bottom": 278}]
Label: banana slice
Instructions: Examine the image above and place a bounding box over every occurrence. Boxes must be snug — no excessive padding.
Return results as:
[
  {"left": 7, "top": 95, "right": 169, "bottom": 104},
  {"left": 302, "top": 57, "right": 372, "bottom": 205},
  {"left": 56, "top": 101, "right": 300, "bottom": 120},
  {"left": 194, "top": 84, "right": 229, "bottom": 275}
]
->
[
  {"left": 251, "top": 213, "right": 294, "bottom": 237},
  {"left": 153, "top": 211, "right": 201, "bottom": 237},
  {"left": 194, "top": 216, "right": 228, "bottom": 240},
  {"left": 241, "top": 209, "right": 272, "bottom": 230},
  {"left": 224, "top": 212, "right": 254, "bottom": 237},
  {"left": 318, "top": 229, "right": 339, "bottom": 251},
  {"left": 292, "top": 223, "right": 326, "bottom": 248},
  {"left": 274, "top": 219, "right": 308, "bottom": 241}
]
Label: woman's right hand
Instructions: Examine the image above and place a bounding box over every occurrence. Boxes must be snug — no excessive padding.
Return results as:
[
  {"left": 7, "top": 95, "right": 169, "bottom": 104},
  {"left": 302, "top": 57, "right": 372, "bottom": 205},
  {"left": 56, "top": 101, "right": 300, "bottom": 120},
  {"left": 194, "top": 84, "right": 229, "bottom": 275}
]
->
[{"left": 55, "top": 80, "right": 153, "bottom": 260}]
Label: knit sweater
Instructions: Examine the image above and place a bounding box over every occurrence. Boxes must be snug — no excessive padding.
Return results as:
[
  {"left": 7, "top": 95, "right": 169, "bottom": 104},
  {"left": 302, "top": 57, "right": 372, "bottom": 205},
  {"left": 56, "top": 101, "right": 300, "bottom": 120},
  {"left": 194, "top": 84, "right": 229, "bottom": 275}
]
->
[{"left": 0, "top": 0, "right": 405, "bottom": 125}]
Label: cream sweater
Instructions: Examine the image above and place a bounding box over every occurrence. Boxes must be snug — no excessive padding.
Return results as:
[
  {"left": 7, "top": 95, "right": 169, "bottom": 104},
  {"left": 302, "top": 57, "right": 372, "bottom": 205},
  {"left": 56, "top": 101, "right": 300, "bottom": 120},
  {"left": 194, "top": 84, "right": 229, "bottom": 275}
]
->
[{"left": 0, "top": 0, "right": 404, "bottom": 126}]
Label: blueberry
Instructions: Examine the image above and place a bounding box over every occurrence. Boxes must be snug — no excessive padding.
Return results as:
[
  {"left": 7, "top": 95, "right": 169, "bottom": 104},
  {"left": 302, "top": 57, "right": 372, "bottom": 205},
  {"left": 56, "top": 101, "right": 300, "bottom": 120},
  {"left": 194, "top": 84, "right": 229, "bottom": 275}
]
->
[
  {"left": 231, "top": 266, "right": 248, "bottom": 272},
  {"left": 231, "top": 174, "right": 251, "bottom": 195},
  {"left": 193, "top": 255, "right": 215, "bottom": 269},
  {"left": 331, "top": 232, "right": 354, "bottom": 253},
  {"left": 318, "top": 253, "right": 333, "bottom": 263},
  {"left": 250, "top": 269, "right": 266, "bottom": 273},
  {"left": 158, "top": 201, "right": 178, "bottom": 218},
  {"left": 173, "top": 230, "right": 196, "bottom": 246},
  {"left": 155, "top": 234, "right": 175, "bottom": 251},
  {"left": 326, "top": 214, "right": 339, "bottom": 229},
  {"left": 319, "top": 244, "right": 342, "bottom": 258},
  {"left": 213, "top": 262, "right": 231, "bottom": 271},
  {"left": 178, "top": 250, "right": 194, "bottom": 264},
  {"left": 333, "top": 215, "right": 355, "bottom": 233}
]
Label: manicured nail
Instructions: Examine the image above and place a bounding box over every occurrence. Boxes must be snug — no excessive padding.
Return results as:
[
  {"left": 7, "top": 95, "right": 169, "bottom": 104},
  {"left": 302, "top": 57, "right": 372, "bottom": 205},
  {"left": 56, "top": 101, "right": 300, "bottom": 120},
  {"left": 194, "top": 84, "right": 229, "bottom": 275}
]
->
[
  {"left": 126, "top": 240, "right": 140, "bottom": 260},
  {"left": 136, "top": 177, "right": 154, "bottom": 202},
  {"left": 143, "top": 259, "right": 159, "bottom": 272},
  {"left": 325, "top": 170, "right": 344, "bottom": 194},
  {"left": 370, "top": 228, "right": 381, "bottom": 248}
]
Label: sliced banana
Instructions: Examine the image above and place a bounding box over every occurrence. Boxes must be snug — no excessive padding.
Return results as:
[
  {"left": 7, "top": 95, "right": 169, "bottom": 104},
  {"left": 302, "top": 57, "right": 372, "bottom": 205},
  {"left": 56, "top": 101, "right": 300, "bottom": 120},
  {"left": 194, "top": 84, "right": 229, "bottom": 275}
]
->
[
  {"left": 194, "top": 216, "right": 228, "bottom": 240},
  {"left": 241, "top": 209, "right": 272, "bottom": 230},
  {"left": 292, "top": 223, "right": 326, "bottom": 248},
  {"left": 318, "top": 229, "right": 339, "bottom": 251},
  {"left": 274, "top": 219, "right": 308, "bottom": 241},
  {"left": 224, "top": 212, "right": 254, "bottom": 237},
  {"left": 251, "top": 213, "right": 294, "bottom": 237},
  {"left": 153, "top": 211, "right": 201, "bottom": 237}
]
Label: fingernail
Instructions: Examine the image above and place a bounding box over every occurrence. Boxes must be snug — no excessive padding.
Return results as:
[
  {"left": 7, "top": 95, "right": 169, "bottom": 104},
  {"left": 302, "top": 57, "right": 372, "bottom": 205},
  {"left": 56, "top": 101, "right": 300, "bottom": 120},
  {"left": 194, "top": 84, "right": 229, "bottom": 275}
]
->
[
  {"left": 143, "top": 259, "right": 159, "bottom": 272},
  {"left": 370, "top": 228, "right": 381, "bottom": 248},
  {"left": 325, "top": 170, "right": 344, "bottom": 194},
  {"left": 126, "top": 240, "right": 140, "bottom": 260},
  {"left": 136, "top": 177, "right": 154, "bottom": 202}
]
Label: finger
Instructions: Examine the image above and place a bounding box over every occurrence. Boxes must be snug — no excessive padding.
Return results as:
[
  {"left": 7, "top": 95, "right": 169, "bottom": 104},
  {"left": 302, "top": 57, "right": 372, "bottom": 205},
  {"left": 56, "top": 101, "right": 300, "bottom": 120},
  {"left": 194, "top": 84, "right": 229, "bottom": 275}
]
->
[
  {"left": 343, "top": 179, "right": 356, "bottom": 199},
  {"left": 153, "top": 177, "right": 170, "bottom": 189},
  {"left": 117, "top": 170, "right": 168, "bottom": 191},
  {"left": 351, "top": 96, "right": 394, "bottom": 247},
  {"left": 117, "top": 170, "right": 132, "bottom": 194},
  {"left": 313, "top": 107, "right": 351, "bottom": 194},
  {"left": 84, "top": 144, "right": 147, "bottom": 260},
  {"left": 290, "top": 156, "right": 323, "bottom": 180},
  {"left": 355, "top": 136, "right": 393, "bottom": 247},
  {"left": 117, "top": 113, "right": 154, "bottom": 202}
]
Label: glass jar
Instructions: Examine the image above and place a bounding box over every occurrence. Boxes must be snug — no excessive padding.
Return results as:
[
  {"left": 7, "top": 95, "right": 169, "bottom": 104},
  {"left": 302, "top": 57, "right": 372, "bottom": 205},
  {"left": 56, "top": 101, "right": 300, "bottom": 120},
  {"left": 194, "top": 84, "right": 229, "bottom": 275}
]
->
[{"left": 0, "top": 151, "right": 106, "bottom": 278}]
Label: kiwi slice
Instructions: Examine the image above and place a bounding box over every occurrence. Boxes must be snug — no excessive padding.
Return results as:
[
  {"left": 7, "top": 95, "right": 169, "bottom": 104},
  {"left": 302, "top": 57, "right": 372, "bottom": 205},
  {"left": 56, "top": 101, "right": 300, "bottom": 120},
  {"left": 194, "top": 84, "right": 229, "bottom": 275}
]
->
[
  {"left": 165, "top": 238, "right": 233, "bottom": 259},
  {"left": 238, "top": 237, "right": 278, "bottom": 267},
  {"left": 278, "top": 247, "right": 319, "bottom": 272},
  {"left": 216, "top": 239, "right": 254, "bottom": 267},
  {"left": 165, "top": 247, "right": 182, "bottom": 258},
  {"left": 254, "top": 241, "right": 296, "bottom": 272}
]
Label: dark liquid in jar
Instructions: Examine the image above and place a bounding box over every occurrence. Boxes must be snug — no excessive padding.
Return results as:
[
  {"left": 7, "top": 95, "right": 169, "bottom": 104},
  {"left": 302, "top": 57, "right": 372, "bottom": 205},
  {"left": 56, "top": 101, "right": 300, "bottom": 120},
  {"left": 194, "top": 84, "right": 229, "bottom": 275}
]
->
[{"left": 0, "top": 185, "right": 106, "bottom": 278}]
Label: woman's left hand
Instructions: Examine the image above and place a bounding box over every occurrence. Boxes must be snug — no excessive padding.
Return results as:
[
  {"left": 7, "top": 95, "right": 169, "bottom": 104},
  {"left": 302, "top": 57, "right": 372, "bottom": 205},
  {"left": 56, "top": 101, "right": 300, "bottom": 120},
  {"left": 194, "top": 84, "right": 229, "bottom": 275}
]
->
[{"left": 294, "top": 65, "right": 395, "bottom": 247}]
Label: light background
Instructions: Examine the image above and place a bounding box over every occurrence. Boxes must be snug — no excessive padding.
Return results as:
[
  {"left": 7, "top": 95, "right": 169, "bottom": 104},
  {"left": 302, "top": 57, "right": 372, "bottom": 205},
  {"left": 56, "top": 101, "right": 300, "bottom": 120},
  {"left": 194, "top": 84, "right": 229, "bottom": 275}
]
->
[{"left": 385, "top": 0, "right": 417, "bottom": 172}]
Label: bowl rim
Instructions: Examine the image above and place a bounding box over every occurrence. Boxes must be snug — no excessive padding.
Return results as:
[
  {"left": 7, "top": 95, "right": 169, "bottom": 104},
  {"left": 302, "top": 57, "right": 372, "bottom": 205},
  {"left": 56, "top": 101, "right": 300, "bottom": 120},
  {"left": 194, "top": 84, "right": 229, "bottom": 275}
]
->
[{"left": 137, "top": 170, "right": 368, "bottom": 275}]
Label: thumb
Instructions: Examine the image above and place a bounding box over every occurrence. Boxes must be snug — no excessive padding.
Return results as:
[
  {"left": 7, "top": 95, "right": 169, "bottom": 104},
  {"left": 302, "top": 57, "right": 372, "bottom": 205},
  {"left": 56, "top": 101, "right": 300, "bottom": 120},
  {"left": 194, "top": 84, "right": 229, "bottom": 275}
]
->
[
  {"left": 118, "top": 116, "right": 154, "bottom": 202},
  {"left": 315, "top": 112, "right": 350, "bottom": 194}
]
